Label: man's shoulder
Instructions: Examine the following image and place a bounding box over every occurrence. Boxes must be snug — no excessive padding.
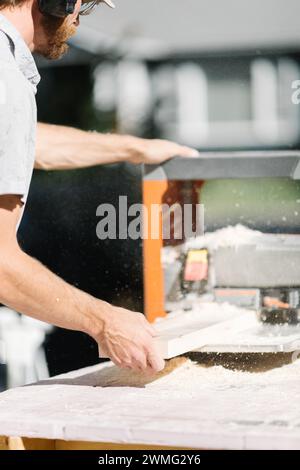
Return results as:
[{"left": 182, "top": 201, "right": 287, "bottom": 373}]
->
[
  {"left": 0, "top": 52, "right": 33, "bottom": 125},
  {"left": 0, "top": 30, "right": 40, "bottom": 96},
  {"left": 0, "top": 31, "right": 29, "bottom": 96},
  {"left": 0, "top": 29, "right": 16, "bottom": 65}
]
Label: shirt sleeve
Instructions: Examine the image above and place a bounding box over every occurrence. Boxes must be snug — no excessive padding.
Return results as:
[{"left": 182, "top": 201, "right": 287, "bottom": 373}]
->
[{"left": 0, "top": 64, "right": 31, "bottom": 197}]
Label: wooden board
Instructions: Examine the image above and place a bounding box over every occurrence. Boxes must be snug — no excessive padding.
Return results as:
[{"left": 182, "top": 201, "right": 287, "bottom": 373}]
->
[
  {"left": 154, "top": 311, "right": 249, "bottom": 358},
  {"left": 0, "top": 436, "right": 184, "bottom": 450},
  {"left": 154, "top": 305, "right": 300, "bottom": 358}
]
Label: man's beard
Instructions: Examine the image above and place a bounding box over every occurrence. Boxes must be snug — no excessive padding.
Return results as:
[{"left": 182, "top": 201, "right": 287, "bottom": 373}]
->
[{"left": 36, "top": 15, "right": 77, "bottom": 60}]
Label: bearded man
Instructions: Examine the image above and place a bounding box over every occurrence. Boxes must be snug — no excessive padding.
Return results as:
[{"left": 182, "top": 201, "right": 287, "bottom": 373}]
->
[{"left": 0, "top": 0, "right": 198, "bottom": 374}]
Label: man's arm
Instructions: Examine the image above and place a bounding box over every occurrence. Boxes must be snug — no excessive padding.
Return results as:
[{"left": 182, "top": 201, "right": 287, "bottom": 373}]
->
[
  {"left": 0, "top": 195, "right": 164, "bottom": 373},
  {"left": 35, "top": 122, "right": 199, "bottom": 170}
]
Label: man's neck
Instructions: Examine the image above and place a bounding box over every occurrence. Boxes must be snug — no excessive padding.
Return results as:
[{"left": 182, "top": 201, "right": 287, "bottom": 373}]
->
[{"left": 1, "top": 2, "right": 35, "bottom": 50}]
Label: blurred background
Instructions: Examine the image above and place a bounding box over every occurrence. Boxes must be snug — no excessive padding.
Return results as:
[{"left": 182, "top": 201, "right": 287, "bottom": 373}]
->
[{"left": 1, "top": 0, "right": 300, "bottom": 389}]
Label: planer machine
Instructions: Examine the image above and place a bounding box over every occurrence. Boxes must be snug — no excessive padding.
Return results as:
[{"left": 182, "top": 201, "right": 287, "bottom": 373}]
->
[{"left": 142, "top": 151, "right": 300, "bottom": 358}]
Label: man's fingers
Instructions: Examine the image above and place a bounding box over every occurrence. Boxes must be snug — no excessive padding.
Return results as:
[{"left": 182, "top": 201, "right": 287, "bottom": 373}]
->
[
  {"left": 131, "top": 350, "right": 148, "bottom": 371},
  {"left": 147, "top": 353, "right": 165, "bottom": 373},
  {"left": 178, "top": 146, "right": 199, "bottom": 158},
  {"left": 146, "top": 343, "right": 165, "bottom": 373}
]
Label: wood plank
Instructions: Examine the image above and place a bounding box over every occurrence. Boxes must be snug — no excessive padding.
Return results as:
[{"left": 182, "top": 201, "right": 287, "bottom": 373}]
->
[
  {"left": 0, "top": 436, "right": 8, "bottom": 450},
  {"left": 154, "top": 311, "right": 249, "bottom": 359},
  {"left": 0, "top": 436, "right": 192, "bottom": 451},
  {"left": 55, "top": 440, "right": 188, "bottom": 450},
  {"left": 7, "top": 437, "right": 55, "bottom": 450}
]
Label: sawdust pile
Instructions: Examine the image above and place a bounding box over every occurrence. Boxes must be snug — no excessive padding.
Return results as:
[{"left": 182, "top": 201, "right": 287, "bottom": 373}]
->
[{"left": 93, "top": 353, "right": 300, "bottom": 389}]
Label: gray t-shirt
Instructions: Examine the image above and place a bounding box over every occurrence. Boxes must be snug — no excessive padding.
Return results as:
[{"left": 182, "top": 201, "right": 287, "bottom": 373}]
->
[{"left": 0, "top": 14, "right": 40, "bottom": 223}]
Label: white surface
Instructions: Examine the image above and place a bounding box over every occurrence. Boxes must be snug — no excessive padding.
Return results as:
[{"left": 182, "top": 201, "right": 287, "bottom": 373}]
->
[{"left": 0, "top": 355, "right": 300, "bottom": 449}]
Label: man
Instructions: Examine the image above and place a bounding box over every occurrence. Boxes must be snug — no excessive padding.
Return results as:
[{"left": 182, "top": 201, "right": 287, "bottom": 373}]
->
[{"left": 0, "top": 0, "right": 198, "bottom": 374}]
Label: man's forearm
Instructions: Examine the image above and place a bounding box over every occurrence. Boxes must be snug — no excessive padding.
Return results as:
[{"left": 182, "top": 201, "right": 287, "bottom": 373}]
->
[
  {"left": 0, "top": 244, "right": 105, "bottom": 340},
  {"left": 35, "top": 122, "right": 199, "bottom": 170},
  {"left": 35, "top": 122, "right": 142, "bottom": 170}
]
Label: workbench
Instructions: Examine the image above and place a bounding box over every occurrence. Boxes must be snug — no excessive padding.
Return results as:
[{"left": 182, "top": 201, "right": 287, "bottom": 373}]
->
[{"left": 0, "top": 354, "right": 300, "bottom": 450}]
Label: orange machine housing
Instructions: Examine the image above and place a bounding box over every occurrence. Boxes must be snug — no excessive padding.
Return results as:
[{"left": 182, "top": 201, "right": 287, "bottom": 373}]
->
[{"left": 142, "top": 178, "right": 202, "bottom": 323}]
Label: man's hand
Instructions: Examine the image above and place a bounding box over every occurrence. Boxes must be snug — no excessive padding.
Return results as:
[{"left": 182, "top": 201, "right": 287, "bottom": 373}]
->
[
  {"left": 96, "top": 304, "right": 165, "bottom": 374},
  {"left": 127, "top": 137, "right": 199, "bottom": 165}
]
